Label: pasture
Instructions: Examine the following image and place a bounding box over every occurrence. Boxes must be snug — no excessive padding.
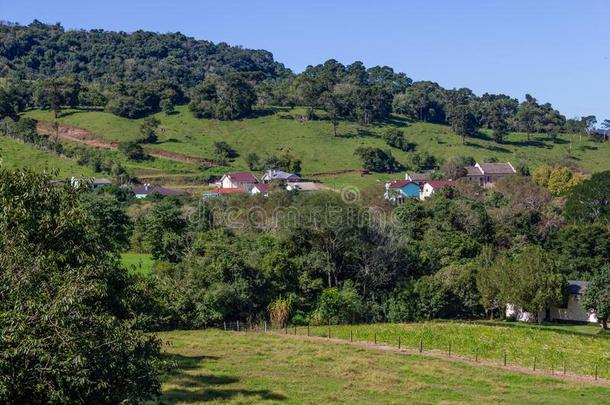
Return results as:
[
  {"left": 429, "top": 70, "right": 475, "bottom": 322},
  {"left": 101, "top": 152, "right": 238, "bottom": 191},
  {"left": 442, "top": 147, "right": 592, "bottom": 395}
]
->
[
  {"left": 24, "top": 106, "right": 610, "bottom": 189},
  {"left": 155, "top": 329, "right": 610, "bottom": 404},
  {"left": 301, "top": 321, "right": 610, "bottom": 380}
]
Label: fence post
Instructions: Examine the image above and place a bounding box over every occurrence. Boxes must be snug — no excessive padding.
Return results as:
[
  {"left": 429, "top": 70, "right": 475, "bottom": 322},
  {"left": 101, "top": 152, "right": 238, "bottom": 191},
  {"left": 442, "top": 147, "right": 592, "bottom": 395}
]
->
[
  {"left": 307, "top": 325, "right": 310, "bottom": 337},
  {"left": 237, "top": 320, "right": 240, "bottom": 332},
  {"left": 419, "top": 339, "right": 423, "bottom": 353},
  {"left": 533, "top": 356, "right": 537, "bottom": 371},
  {"left": 264, "top": 321, "right": 267, "bottom": 333},
  {"left": 328, "top": 327, "right": 331, "bottom": 339},
  {"left": 374, "top": 333, "right": 377, "bottom": 345},
  {"left": 448, "top": 342, "right": 451, "bottom": 357},
  {"left": 595, "top": 364, "right": 598, "bottom": 381},
  {"left": 294, "top": 326, "right": 297, "bottom": 335},
  {"left": 223, "top": 321, "right": 226, "bottom": 331},
  {"left": 563, "top": 358, "right": 566, "bottom": 376},
  {"left": 475, "top": 347, "right": 479, "bottom": 362},
  {"left": 350, "top": 330, "right": 353, "bottom": 343},
  {"left": 503, "top": 351, "right": 507, "bottom": 367},
  {"left": 398, "top": 336, "right": 401, "bottom": 349}
]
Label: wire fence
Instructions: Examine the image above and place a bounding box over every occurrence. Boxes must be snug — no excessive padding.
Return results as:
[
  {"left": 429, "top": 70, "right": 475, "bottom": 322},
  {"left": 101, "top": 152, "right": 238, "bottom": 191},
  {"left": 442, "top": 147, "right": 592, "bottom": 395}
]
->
[{"left": 218, "top": 321, "right": 608, "bottom": 382}]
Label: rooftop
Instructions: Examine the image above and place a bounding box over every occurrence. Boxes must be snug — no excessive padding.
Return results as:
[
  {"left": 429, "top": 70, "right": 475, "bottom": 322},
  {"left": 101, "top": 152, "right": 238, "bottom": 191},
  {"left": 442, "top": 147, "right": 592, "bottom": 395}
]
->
[
  {"left": 426, "top": 180, "right": 454, "bottom": 188},
  {"left": 226, "top": 172, "right": 259, "bottom": 183}
]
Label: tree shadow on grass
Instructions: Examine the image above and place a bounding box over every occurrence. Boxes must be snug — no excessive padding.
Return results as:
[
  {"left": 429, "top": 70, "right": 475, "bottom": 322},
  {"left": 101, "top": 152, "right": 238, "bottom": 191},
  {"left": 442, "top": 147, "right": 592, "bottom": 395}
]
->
[{"left": 158, "top": 353, "right": 287, "bottom": 403}]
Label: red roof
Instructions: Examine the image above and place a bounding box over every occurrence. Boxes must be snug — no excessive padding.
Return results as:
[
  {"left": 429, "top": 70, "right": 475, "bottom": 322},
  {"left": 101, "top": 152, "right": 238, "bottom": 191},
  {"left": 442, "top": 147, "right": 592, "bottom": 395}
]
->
[
  {"left": 388, "top": 180, "right": 417, "bottom": 189},
  {"left": 209, "top": 187, "right": 245, "bottom": 194},
  {"left": 253, "top": 183, "right": 270, "bottom": 192},
  {"left": 226, "top": 172, "right": 258, "bottom": 183},
  {"left": 426, "top": 180, "right": 454, "bottom": 189}
]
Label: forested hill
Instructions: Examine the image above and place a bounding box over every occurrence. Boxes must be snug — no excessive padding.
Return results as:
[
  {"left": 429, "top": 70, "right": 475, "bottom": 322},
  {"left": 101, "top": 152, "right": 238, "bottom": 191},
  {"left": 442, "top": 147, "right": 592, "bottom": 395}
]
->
[{"left": 0, "top": 20, "right": 291, "bottom": 85}]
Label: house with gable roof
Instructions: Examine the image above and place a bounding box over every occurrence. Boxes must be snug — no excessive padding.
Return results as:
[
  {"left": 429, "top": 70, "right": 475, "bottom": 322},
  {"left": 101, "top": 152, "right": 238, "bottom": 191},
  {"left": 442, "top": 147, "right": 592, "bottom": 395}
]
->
[
  {"left": 218, "top": 172, "right": 259, "bottom": 191},
  {"left": 384, "top": 180, "right": 421, "bottom": 203},
  {"left": 464, "top": 162, "right": 516, "bottom": 187}
]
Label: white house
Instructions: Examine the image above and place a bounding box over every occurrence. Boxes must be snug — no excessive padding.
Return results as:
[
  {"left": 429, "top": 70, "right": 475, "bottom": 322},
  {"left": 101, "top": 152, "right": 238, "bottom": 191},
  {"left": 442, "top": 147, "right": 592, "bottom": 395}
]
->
[
  {"left": 420, "top": 180, "right": 454, "bottom": 200},
  {"left": 250, "top": 183, "right": 270, "bottom": 196},
  {"left": 506, "top": 280, "right": 598, "bottom": 324},
  {"left": 464, "top": 162, "right": 516, "bottom": 187},
  {"left": 218, "top": 172, "right": 259, "bottom": 190},
  {"left": 262, "top": 169, "right": 300, "bottom": 183}
]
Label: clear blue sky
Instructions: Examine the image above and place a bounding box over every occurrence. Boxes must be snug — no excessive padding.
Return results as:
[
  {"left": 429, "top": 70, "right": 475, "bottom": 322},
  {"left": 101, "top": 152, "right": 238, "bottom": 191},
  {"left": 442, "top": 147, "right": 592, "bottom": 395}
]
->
[{"left": 2, "top": 0, "right": 608, "bottom": 121}]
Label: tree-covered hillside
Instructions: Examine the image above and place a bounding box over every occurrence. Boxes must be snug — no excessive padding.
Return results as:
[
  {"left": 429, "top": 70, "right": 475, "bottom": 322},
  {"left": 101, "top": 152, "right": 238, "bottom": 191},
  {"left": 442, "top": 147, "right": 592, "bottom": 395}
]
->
[{"left": 0, "top": 20, "right": 290, "bottom": 85}]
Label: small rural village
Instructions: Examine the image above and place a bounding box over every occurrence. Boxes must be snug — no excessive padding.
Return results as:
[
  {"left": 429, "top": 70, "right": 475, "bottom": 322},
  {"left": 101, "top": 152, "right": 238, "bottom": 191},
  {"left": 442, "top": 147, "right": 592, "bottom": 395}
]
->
[{"left": 1, "top": 3, "right": 609, "bottom": 404}]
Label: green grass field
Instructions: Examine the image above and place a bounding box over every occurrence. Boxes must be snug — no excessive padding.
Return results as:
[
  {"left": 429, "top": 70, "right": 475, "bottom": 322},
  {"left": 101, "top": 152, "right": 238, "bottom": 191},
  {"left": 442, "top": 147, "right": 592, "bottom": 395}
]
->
[
  {"left": 0, "top": 135, "right": 94, "bottom": 177},
  {"left": 121, "top": 252, "right": 155, "bottom": 275},
  {"left": 24, "top": 107, "right": 610, "bottom": 189},
  {"left": 155, "top": 329, "right": 610, "bottom": 404},
  {"left": 300, "top": 321, "right": 609, "bottom": 380}
]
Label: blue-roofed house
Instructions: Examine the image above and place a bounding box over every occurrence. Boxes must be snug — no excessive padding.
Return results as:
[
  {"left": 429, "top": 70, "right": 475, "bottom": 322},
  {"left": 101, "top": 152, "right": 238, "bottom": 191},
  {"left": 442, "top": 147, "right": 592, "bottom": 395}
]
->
[{"left": 384, "top": 180, "right": 421, "bottom": 203}]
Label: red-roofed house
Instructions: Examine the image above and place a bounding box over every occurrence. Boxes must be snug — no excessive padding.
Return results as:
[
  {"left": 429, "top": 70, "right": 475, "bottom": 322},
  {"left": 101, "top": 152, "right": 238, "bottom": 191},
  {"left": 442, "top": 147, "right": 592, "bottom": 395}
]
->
[
  {"left": 218, "top": 172, "right": 259, "bottom": 191},
  {"left": 421, "top": 180, "right": 454, "bottom": 199},
  {"left": 384, "top": 180, "right": 421, "bottom": 203},
  {"left": 251, "top": 183, "right": 271, "bottom": 196}
]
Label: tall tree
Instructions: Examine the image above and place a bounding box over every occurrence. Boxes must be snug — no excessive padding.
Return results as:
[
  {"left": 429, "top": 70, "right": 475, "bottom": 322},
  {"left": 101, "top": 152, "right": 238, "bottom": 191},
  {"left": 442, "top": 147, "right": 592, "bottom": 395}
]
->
[
  {"left": 0, "top": 169, "right": 162, "bottom": 403},
  {"left": 447, "top": 105, "right": 477, "bottom": 144},
  {"left": 582, "top": 264, "right": 610, "bottom": 330}
]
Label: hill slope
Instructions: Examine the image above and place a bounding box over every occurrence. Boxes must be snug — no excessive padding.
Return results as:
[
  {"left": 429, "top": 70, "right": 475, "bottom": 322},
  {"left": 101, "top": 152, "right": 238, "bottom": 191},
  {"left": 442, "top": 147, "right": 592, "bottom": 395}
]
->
[
  {"left": 157, "top": 329, "right": 610, "bottom": 404},
  {"left": 23, "top": 106, "right": 610, "bottom": 188}
]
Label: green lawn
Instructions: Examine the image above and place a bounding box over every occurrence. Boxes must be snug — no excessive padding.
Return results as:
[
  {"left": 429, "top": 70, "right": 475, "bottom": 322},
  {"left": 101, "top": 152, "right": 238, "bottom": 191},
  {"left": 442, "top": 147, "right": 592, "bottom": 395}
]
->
[
  {"left": 300, "top": 321, "right": 609, "bottom": 380},
  {"left": 0, "top": 135, "right": 94, "bottom": 177},
  {"left": 24, "top": 107, "right": 610, "bottom": 190},
  {"left": 155, "top": 329, "right": 610, "bottom": 404},
  {"left": 121, "top": 252, "right": 155, "bottom": 275}
]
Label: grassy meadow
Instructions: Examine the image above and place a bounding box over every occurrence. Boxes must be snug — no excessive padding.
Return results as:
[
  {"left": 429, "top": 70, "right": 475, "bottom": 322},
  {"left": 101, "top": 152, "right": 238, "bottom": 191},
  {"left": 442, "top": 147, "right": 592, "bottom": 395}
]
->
[
  {"left": 155, "top": 329, "right": 610, "bottom": 404},
  {"left": 121, "top": 252, "right": 155, "bottom": 275},
  {"left": 300, "top": 321, "right": 610, "bottom": 380},
  {"left": 24, "top": 106, "right": 610, "bottom": 189},
  {"left": 0, "top": 135, "right": 94, "bottom": 177}
]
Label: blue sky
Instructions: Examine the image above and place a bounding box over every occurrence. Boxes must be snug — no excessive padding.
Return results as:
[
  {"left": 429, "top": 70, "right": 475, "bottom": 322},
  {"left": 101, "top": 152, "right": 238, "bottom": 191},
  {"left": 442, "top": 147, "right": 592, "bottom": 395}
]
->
[{"left": 2, "top": 0, "right": 609, "bottom": 121}]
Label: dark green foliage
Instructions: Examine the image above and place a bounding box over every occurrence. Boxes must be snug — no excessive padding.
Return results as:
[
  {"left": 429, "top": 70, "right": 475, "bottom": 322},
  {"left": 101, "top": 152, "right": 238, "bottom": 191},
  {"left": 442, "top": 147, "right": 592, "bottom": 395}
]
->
[
  {"left": 139, "top": 116, "right": 160, "bottom": 144},
  {"left": 213, "top": 141, "right": 237, "bottom": 164},
  {"left": 564, "top": 171, "right": 610, "bottom": 225},
  {"left": 0, "top": 21, "right": 288, "bottom": 86},
  {"left": 189, "top": 74, "right": 257, "bottom": 120},
  {"left": 106, "top": 81, "right": 185, "bottom": 118},
  {"left": 79, "top": 192, "right": 132, "bottom": 251},
  {"left": 312, "top": 281, "right": 364, "bottom": 324},
  {"left": 136, "top": 198, "right": 187, "bottom": 262},
  {"left": 581, "top": 264, "right": 610, "bottom": 329},
  {"left": 261, "top": 152, "right": 302, "bottom": 174},
  {"left": 246, "top": 152, "right": 261, "bottom": 170},
  {"left": 0, "top": 169, "right": 162, "bottom": 404},
  {"left": 383, "top": 128, "right": 413, "bottom": 151},
  {"left": 546, "top": 224, "right": 610, "bottom": 279},
  {"left": 409, "top": 151, "right": 438, "bottom": 171},
  {"left": 118, "top": 141, "right": 148, "bottom": 161},
  {"left": 354, "top": 147, "right": 402, "bottom": 172},
  {"left": 447, "top": 104, "right": 478, "bottom": 144}
]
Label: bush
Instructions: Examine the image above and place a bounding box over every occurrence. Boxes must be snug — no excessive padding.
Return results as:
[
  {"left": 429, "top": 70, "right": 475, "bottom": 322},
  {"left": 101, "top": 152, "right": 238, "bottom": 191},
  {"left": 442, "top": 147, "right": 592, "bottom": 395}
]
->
[
  {"left": 311, "top": 281, "right": 364, "bottom": 324},
  {"left": 119, "top": 141, "right": 148, "bottom": 161}
]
